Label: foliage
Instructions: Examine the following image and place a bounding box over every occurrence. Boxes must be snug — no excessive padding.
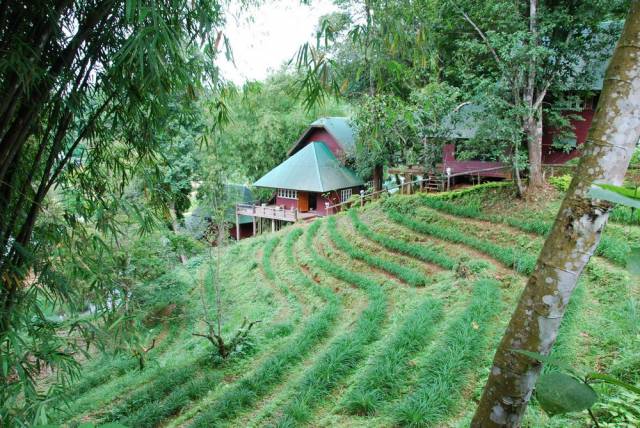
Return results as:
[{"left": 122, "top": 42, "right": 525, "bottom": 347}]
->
[
  {"left": 351, "top": 83, "right": 463, "bottom": 177},
  {"left": 417, "top": 186, "right": 632, "bottom": 267},
  {"left": 200, "top": 73, "right": 347, "bottom": 183},
  {"left": 341, "top": 298, "right": 443, "bottom": 415},
  {"left": 326, "top": 216, "right": 427, "bottom": 286},
  {"left": 189, "top": 228, "right": 341, "bottom": 427},
  {"left": 517, "top": 350, "right": 640, "bottom": 426},
  {"left": 274, "top": 219, "right": 387, "bottom": 426},
  {"left": 393, "top": 279, "right": 501, "bottom": 426},
  {"left": 262, "top": 236, "right": 303, "bottom": 322},
  {"left": 0, "top": 1, "right": 228, "bottom": 422},
  {"left": 384, "top": 205, "right": 537, "bottom": 274},
  {"left": 549, "top": 174, "right": 573, "bottom": 192},
  {"left": 349, "top": 209, "right": 457, "bottom": 270}
]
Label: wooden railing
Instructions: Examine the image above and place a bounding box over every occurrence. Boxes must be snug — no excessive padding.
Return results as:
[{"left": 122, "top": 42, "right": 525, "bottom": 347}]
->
[
  {"left": 236, "top": 203, "right": 298, "bottom": 222},
  {"left": 324, "top": 176, "right": 443, "bottom": 213},
  {"left": 324, "top": 165, "right": 514, "bottom": 213}
]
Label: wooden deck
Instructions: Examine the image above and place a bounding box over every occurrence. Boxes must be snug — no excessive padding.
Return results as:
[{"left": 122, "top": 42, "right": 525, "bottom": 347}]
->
[{"left": 236, "top": 203, "right": 300, "bottom": 222}]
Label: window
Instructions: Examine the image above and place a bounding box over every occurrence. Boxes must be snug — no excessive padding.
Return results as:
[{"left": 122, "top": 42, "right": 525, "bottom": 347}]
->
[
  {"left": 340, "top": 188, "right": 352, "bottom": 202},
  {"left": 278, "top": 188, "right": 297, "bottom": 199}
]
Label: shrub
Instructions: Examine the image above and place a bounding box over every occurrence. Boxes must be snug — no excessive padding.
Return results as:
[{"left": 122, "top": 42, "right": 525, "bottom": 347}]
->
[
  {"left": 341, "top": 298, "right": 444, "bottom": 415},
  {"left": 549, "top": 174, "right": 573, "bottom": 192},
  {"left": 262, "top": 236, "right": 302, "bottom": 321},
  {"left": 416, "top": 195, "right": 630, "bottom": 266},
  {"left": 273, "top": 220, "right": 387, "bottom": 426},
  {"left": 188, "top": 228, "right": 340, "bottom": 427},
  {"left": 385, "top": 208, "right": 537, "bottom": 274}
]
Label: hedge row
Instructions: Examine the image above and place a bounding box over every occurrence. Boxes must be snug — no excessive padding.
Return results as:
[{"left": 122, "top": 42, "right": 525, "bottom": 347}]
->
[
  {"left": 327, "top": 216, "right": 427, "bottom": 286},
  {"left": 341, "top": 297, "right": 444, "bottom": 415},
  {"left": 392, "top": 279, "right": 501, "bottom": 426},
  {"left": 189, "top": 228, "right": 341, "bottom": 427},
  {"left": 385, "top": 208, "right": 537, "bottom": 274},
  {"left": 349, "top": 209, "right": 457, "bottom": 271},
  {"left": 273, "top": 220, "right": 388, "bottom": 426}
]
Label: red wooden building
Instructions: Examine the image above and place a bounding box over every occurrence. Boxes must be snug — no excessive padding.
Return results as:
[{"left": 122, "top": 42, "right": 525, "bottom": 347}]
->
[
  {"left": 234, "top": 118, "right": 364, "bottom": 238},
  {"left": 439, "top": 33, "right": 611, "bottom": 181},
  {"left": 253, "top": 117, "right": 363, "bottom": 216},
  {"left": 439, "top": 94, "right": 600, "bottom": 181}
]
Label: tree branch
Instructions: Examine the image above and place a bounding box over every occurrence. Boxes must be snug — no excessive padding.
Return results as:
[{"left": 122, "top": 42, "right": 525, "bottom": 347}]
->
[{"left": 461, "top": 11, "right": 505, "bottom": 71}]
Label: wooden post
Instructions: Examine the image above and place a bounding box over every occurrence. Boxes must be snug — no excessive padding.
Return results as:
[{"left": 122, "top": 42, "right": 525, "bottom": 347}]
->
[
  {"left": 252, "top": 216, "right": 256, "bottom": 236},
  {"left": 271, "top": 218, "right": 275, "bottom": 232},
  {"left": 235, "top": 211, "right": 240, "bottom": 241}
]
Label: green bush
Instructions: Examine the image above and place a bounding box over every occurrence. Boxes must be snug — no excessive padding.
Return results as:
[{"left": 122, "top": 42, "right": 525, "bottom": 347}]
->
[
  {"left": 262, "top": 236, "right": 302, "bottom": 322},
  {"left": 121, "top": 371, "right": 223, "bottom": 428},
  {"left": 189, "top": 228, "right": 340, "bottom": 427},
  {"left": 610, "top": 205, "right": 640, "bottom": 224},
  {"left": 349, "top": 210, "right": 457, "bottom": 270},
  {"left": 385, "top": 208, "right": 537, "bottom": 274},
  {"left": 548, "top": 174, "right": 573, "bottom": 192},
  {"left": 273, "top": 220, "right": 387, "bottom": 426}
]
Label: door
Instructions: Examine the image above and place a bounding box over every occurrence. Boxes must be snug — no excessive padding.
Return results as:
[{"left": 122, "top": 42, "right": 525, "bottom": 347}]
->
[
  {"left": 297, "top": 191, "right": 309, "bottom": 212},
  {"left": 308, "top": 192, "right": 317, "bottom": 211}
]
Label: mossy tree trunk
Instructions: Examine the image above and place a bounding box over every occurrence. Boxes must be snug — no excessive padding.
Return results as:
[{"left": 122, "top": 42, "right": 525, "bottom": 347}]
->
[{"left": 472, "top": 2, "right": 640, "bottom": 426}]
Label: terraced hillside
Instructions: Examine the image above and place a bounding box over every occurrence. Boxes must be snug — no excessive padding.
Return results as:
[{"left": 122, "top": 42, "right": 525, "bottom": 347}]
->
[{"left": 54, "top": 184, "right": 640, "bottom": 427}]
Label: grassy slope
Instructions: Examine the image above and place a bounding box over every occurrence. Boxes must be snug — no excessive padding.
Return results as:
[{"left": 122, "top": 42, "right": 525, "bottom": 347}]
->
[{"left": 54, "top": 185, "right": 639, "bottom": 428}]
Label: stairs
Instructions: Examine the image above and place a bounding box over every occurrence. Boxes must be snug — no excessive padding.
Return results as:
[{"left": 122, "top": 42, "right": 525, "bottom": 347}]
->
[{"left": 422, "top": 175, "right": 445, "bottom": 192}]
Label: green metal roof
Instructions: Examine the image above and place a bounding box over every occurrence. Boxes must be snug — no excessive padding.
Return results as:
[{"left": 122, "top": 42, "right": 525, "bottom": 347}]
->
[
  {"left": 254, "top": 142, "right": 363, "bottom": 192},
  {"left": 288, "top": 117, "right": 356, "bottom": 156}
]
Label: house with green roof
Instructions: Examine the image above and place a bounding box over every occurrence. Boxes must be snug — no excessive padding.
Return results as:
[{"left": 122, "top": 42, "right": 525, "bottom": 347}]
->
[{"left": 253, "top": 117, "right": 364, "bottom": 217}]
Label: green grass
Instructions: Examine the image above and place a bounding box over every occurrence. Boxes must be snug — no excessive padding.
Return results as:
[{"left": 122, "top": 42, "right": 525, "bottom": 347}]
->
[
  {"left": 610, "top": 205, "right": 640, "bottom": 225},
  {"left": 392, "top": 279, "right": 501, "bottom": 427},
  {"left": 120, "top": 371, "right": 223, "bottom": 428},
  {"left": 385, "top": 207, "right": 537, "bottom": 274},
  {"left": 341, "top": 297, "right": 444, "bottom": 415},
  {"left": 417, "top": 195, "right": 631, "bottom": 266},
  {"left": 349, "top": 209, "right": 457, "bottom": 270},
  {"left": 273, "top": 219, "right": 388, "bottom": 426},
  {"left": 47, "top": 186, "right": 640, "bottom": 428},
  {"left": 263, "top": 235, "right": 303, "bottom": 322},
  {"left": 188, "top": 229, "right": 341, "bottom": 427},
  {"left": 326, "top": 215, "right": 427, "bottom": 286}
]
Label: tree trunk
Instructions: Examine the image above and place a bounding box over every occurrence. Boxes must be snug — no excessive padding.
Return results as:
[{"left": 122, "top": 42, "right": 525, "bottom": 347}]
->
[
  {"left": 373, "top": 164, "right": 383, "bottom": 193},
  {"left": 472, "top": 3, "right": 640, "bottom": 426},
  {"left": 523, "top": 0, "right": 545, "bottom": 192},
  {"left": 524, "top": 105, "right": 545, "bottom": 190}
]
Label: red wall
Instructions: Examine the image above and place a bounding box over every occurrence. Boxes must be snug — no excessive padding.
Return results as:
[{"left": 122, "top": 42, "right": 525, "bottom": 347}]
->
[
  {"left": 275, "top": 196, "right": 298, "bottom": 210},
  {"left": 315, "top": 191, "right": 340, "bottom": 215},
  {"left": 297, "top": 128, "right": 345, "bottom": 161},
  {"left": 542, "top": 109, "right": 594, "bottom": 164}
]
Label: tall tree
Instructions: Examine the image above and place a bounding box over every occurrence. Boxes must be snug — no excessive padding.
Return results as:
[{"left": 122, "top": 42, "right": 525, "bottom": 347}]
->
[
  {"left": 452, "top": 0, "right": 625, "bottom": 193},
  {"left": 472, "top": 2, "right": 640, "bottom": 425}
]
